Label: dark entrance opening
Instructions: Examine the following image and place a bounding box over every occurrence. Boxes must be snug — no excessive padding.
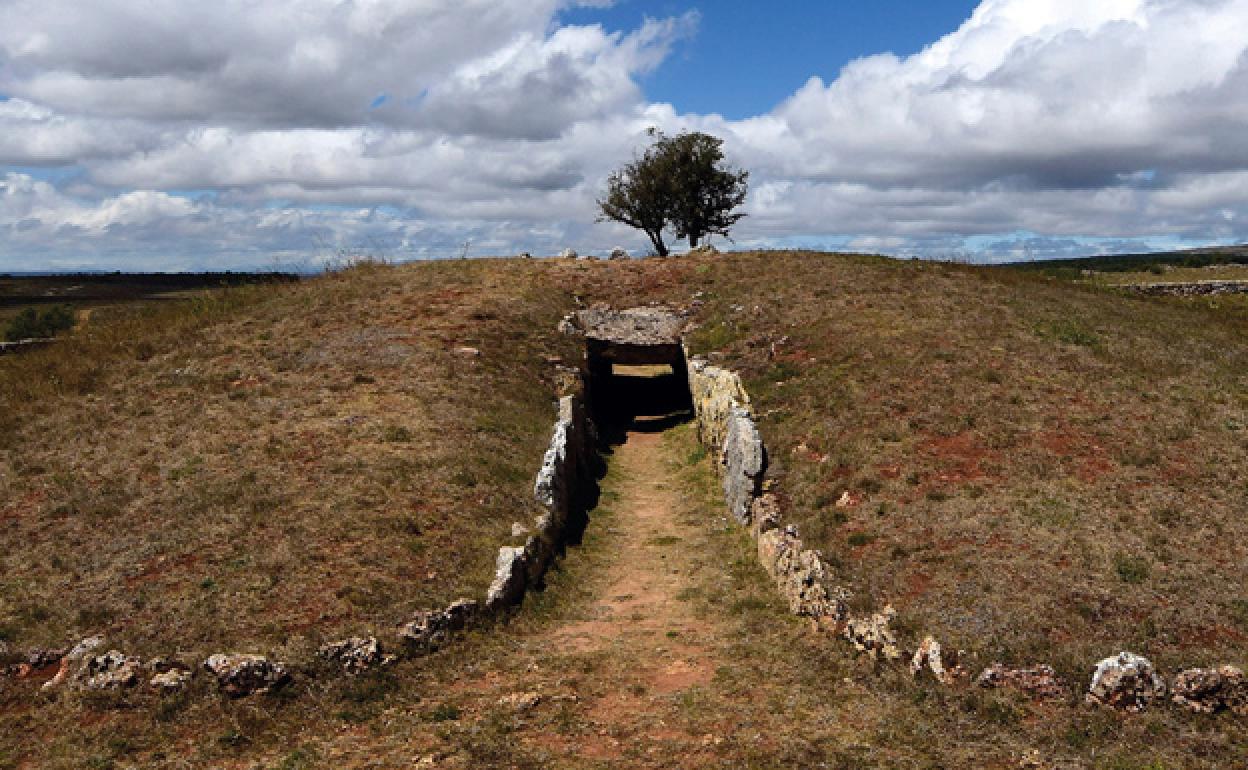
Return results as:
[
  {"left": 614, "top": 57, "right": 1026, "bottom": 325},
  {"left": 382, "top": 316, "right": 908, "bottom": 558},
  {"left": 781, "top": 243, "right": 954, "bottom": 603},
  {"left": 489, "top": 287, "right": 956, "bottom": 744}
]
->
[{"left": 586, "top": 336, "right": 694, "bottom": 445}]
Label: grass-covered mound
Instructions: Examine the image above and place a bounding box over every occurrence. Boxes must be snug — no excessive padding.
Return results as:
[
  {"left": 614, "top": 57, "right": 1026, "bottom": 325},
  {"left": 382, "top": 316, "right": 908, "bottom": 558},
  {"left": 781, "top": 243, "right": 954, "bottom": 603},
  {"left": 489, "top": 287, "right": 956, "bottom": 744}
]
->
[
  {"left": 0, "top": 260, "right": 577, "bottom": 661},
  {"left": 580, "top": 250, "right": 1248, "bottom": 677}
]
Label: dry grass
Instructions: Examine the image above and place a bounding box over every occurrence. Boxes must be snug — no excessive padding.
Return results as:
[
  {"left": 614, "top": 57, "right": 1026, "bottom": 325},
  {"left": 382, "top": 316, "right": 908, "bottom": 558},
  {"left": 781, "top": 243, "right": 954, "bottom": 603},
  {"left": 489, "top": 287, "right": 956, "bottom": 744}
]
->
[
  {"left": 6, "top": 251, "right": 1248, "bottom": 767},
  {"left": 0, "top": 259, "right": 578, "bottom": 662},
  {"left": 576, "top": 251, "right": 1248, "bottom": 671}
]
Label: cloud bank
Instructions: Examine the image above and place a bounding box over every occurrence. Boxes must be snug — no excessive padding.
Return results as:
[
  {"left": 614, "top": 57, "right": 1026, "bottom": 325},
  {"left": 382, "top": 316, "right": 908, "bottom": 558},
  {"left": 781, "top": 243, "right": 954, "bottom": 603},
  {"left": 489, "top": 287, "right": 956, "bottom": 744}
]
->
[{"left": 1, "top": 0, "right": 1247, "bottom": 268}]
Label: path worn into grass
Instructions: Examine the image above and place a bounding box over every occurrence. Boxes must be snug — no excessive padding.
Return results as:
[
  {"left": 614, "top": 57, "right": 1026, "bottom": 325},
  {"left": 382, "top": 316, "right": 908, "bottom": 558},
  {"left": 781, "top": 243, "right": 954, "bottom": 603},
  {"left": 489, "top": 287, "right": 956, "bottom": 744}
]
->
[
  {"left": 362, "top": 420, "right": 804, "bottom": 769},
  {"left": 545, "top": 422, "right": 719, "bottom": 741}
]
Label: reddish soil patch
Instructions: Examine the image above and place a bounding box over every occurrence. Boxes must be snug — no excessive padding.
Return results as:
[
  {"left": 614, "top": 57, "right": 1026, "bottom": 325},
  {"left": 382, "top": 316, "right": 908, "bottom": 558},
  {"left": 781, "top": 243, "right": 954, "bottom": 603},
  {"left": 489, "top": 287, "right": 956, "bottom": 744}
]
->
[{"left": 920, "top": 431, "right": 993, "bottom": 484}]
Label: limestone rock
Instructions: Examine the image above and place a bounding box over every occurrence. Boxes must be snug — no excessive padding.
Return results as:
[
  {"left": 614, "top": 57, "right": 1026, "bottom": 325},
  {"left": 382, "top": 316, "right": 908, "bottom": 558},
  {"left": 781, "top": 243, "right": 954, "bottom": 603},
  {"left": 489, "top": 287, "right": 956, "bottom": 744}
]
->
[
  {"left": 445, "top": 598, "right": 479, "bottom": 628},
  {"left": 40, "top": 635, "right": 104, "bottom": 691},
  {"left": 149, "top": 669, "right": 193, "bottom": 695},
  {"left": 758, "top": 527, "right": 847, "bottom": 620},
  {"left": 499, "top": 691, "right": 542, "bottom": 712},
  {"left": 398, "top": 599, "right": 478, "bottom": 654},
  {"left": 560, "top": 248, "right": 578, "bottom": 259},
  {"left": 609, "top": 248, "right": 629, "bottom": 260},
  {"left": 24, "top": 647, "right": 66, "bottom": 671},
  {"left": 1172, "top": 665, "right": 1248, "bottom": 715},
  {"left": 749, "top": 492, "right": 782, "bottom": 538},
  {"left": 78, "top": 650, "right": 144, "bottom": 690},
  {"left": 688, "top": 243, "right": 719, "bottom": 256},
  {"left": 1086, "top": 652, "right": 1166, "bottom": 712},
  {"left": 911, "top": 637, "right": 963, "bottom": 685},
  {"left": 518, "top": 252, "right": 532, "bottom": 259},
  {"left": 977, "top": 664, "right": 1067, "bottom": 700},
  {"left": 511, "top": 522, "right": 530, "bottom": 538},
  {"left": 687, "top": 359, "right": 751, "bottom": 453},
  {"left": 486, "top": 546, "right": 529, "bottom": 610},
  {"left": 721, "top": 406, "right": 765, "bottom": 524},
  {"left": 203, "top": 654, "right": 291, "bottom": 698},
  {"left": 844, "top": 606, "right": 902, "bottom": 661},
  {"left": 319, "top": 637, "right": 387, "bottom": 674}
]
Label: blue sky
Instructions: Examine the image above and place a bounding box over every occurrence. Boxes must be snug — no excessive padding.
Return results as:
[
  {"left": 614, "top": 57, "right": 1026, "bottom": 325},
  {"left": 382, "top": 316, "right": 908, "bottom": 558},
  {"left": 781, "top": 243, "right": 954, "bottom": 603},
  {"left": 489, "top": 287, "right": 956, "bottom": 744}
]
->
[
  {"left": 2, "top": 0, "right": 1248, "bottom": 270},
  {"left": 561, "top": 1, "right": 980, "bottom": 118}
]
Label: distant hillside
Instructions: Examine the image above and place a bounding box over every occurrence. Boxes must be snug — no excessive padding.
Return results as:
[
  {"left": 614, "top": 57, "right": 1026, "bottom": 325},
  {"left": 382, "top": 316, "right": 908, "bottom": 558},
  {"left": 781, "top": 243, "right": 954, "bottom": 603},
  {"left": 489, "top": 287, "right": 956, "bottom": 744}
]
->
[{"left": 1009, "top": 244, "right": 1248, "bottom": 275}]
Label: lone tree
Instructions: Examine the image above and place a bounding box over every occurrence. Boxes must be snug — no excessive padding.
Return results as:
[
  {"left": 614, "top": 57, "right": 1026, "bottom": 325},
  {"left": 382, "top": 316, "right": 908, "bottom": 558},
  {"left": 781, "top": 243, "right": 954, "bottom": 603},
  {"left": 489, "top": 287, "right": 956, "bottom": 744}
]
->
[{"left": 598, "top": 129, "right": 748, "bottom": 256}]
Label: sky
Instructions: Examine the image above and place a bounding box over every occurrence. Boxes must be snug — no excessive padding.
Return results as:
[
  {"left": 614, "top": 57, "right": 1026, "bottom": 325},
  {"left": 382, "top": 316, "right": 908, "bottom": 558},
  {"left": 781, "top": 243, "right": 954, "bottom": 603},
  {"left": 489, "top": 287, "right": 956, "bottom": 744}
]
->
[{"left": 2, "top": 0, "right": 1248, "bottom": 271}]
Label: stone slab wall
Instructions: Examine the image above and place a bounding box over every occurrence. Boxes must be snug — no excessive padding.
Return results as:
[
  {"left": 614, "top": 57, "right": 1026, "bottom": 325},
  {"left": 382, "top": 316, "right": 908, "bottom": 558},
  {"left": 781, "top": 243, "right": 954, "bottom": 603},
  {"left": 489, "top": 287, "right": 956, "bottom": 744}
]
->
[
  {"left": 486, "top": 393, "right": 597, "bottom": 609},
  {"left": 686, "top": 356, "right": 847, "bottom": 622},
  {"left": 686, "top": 353, "right": 1247, "bottom": 716}
]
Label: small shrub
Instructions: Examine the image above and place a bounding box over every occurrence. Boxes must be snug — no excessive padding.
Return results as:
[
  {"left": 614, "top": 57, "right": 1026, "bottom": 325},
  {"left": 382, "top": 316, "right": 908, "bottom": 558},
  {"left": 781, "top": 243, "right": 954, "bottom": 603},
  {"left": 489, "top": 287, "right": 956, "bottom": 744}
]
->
[
  {"left": 1039, "top": 319, "right": 1100, "bottom": 348},
  {"left": 1113, "top": 552, "right": 1151, "bottom": 584},
  {"left": 382, "top": 425, "right": 412, "bottom": 443},
  {"left": 4, "top": 304, "right": 76, "bottom": 341},
  {"left": 424, "top": 703, "right": 461, "bottom": 722},
  {"left": 847, "top": 532, "right": 877, "bottom": 547}
]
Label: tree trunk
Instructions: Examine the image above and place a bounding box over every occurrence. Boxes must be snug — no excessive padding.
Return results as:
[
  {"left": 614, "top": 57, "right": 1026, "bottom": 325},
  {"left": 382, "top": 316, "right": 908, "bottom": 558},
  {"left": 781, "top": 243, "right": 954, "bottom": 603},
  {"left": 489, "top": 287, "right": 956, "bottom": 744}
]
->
[
  {"left": 648, "top": 230, "right": 669, "bottom": 257},
  {"left": 689, "top": 234, "right": 700, "bottom": 249}
]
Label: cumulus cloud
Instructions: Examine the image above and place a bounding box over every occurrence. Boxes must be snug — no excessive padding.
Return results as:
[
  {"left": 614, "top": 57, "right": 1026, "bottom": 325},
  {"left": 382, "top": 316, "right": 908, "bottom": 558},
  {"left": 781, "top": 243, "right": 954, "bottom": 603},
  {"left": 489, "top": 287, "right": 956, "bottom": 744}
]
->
[{"left": 2, "top": 0, "right": 1248, "bottom": 268}]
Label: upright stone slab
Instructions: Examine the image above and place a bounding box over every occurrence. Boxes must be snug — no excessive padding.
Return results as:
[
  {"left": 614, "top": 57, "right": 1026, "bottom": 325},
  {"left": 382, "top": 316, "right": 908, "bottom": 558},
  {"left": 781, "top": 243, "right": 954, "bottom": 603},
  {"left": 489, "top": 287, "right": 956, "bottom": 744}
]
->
[{"left": 721, "top": 406, "right": 765, "bottom": 524}]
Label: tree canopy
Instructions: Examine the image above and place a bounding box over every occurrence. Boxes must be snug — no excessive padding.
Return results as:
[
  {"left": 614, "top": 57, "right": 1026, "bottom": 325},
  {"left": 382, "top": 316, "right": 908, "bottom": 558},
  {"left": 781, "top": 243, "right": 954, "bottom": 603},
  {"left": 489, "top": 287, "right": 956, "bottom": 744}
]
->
[{"left": 597, "top": 130, "right": 748, "bottom": 257}]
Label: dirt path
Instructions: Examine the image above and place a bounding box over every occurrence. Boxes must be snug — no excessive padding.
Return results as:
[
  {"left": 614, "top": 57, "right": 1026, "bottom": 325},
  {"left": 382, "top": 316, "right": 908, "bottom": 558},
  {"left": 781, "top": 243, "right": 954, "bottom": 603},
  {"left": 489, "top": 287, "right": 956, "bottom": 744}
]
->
[
  {"left": 291, "top": 423, "right": 867, "bottom": 768},
  {"left": 342, "top": 420, "right": 751, "bottom": 769},
  {"left": 551, "top": 424, "right": 717, "bottom": 690}
]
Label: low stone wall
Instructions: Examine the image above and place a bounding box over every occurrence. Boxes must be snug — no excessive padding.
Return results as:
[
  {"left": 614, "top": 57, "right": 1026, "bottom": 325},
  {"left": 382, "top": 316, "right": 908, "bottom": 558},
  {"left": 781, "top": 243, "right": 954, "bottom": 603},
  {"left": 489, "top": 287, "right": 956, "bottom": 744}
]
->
[
  {"left": 1117, "top": 280, "right": 1248, "bottom": 297},
  {"left": 402, "top": 390, "right": 598, "bottom": 644},
  {"left": 685, "top": 354, "right": 1247, "bottom": 716},
  {"left": 686, "top": 356, "right": 848, "bottom": 622},
  {"left": 486, "top": 393, "right": 597, "bottom": 610},
  {"left": 10, "top": 388, "right": 601, "bottom": 697}
]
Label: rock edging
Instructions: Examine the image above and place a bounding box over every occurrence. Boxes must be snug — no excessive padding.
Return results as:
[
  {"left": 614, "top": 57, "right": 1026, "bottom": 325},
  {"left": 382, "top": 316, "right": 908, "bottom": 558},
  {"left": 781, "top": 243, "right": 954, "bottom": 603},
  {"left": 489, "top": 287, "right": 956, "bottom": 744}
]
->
[
  {"left": 687, "top": 357, "right": 850, "bottom": 626},
  {"left": 685, "top": 354, "right": 1247, "bottom": 717},
  {"left": 399, "top": 390, "right": 597, "bottom": 653},
  {"left": 11, "top": 387, "right": 598, "bottom": 700}
]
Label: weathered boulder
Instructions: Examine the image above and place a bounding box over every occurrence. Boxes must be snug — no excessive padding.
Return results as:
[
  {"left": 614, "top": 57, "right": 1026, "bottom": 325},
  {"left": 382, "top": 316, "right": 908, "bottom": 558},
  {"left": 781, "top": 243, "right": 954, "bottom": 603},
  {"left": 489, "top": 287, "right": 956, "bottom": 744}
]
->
[
  {"left": 757, "top": 527, "right": 847, "bottom": 620},
  {"left": 910, "top": 637, "right": 964, "bottom": 685},
  {"left": 721, "top": 406, "right": 765, "bottom": 524},
  {"left": 149, "top": 668, "right": 193, "bottom": 695},
  {"left": 1086, "top": 652, "right": 1166, "bottom": 712},
  {"left": 687, "top": 359, "right": 752, "bottom": 452},
  {"left": 844, "top": 606, "right": 903, "bottom": 661},
  {"left": 977, "top": 664, "right": 1067, "bottom": 700},
  {"left": 40, "top": 635, "right": 104, "bottom": 691},
  {"left": 688, "top": 243, "right": 719, "bottom": 256},
  {"left": 559, "top": 248, "right": 578, "bottom": 259},
  {"left": 319, "top": 637, "right": 387, "bottom": 674},
  {"left": 78, "top": 650, "right": 144, "bottom": 690},
  {"left": 609, "top": 248, "right": 629, "bottom": 260},
  {"left": 1172, "top": 665, "right": 1248, "bottom": 715},
  {"left": 486, "top": 546, "right": 529, "bottom": 610},
  {"left": 203, "top": 654, "right": 291, "bottom": 698},
  {"left": 398, "top": 599, "right": 479, "bottom": 653}
]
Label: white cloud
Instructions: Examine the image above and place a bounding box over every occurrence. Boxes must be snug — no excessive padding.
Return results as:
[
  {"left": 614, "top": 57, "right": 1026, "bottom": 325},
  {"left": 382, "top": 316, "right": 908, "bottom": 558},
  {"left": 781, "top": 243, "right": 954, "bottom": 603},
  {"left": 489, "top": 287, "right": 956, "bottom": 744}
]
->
[{"left": 3, "top": 0, "right": 1248, "bottom": 268}]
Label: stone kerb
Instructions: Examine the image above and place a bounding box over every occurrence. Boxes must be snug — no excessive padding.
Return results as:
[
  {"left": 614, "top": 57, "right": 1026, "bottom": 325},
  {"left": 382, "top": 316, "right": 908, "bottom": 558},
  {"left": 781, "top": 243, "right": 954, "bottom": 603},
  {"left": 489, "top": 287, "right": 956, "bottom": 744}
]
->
[{"left": 684, "top": 352, "right": 1248, "bottom": 716}]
